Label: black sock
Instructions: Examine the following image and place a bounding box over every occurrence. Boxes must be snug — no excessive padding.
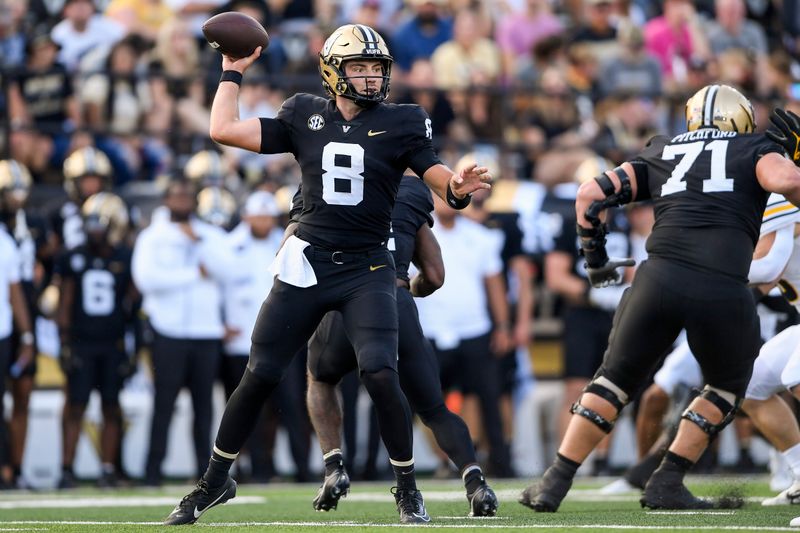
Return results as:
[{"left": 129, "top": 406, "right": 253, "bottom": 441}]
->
[
  {"left": 655, "top": 450, "right": 694, "bottom": 481},
  {"left": 202, "top": 449, "right": 235, "bottom": 488},
  {"left": 625, "top": 448, "right": 665, "bottom": 489},
  {"left": 551, "top": 453, "right": 581, "bottom": 480},
  {"left": 462, "top": 465, "right": 485, "bottom": 495},
  {"left": 391, "top": 461, "right": 417, "bottom": 491},
  {"left": 324, "top": 449, "right": 344, "bottom": 476},
  {"left": 62, "top": 465, "right": 73, "bottom": 476}
]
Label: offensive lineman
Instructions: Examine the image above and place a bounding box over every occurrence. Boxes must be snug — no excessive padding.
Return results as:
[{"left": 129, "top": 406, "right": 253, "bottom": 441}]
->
[
  {"left": 165, "top": 24, "right": 491, "bottom": 525},
  {"left": 519, "top": 85, "right": 800, "bottom": 511}
]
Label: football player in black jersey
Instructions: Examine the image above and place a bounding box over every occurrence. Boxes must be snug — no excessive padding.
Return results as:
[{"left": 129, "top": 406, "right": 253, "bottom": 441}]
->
[
  {"left": 0, "top": 160, "right": 56, "bottom": 488},
  {"left": 301, "top": 176, "right": 498, "bottom": 517},
  {"left": 520, "top": 85, "right": 800, "bottom": 512},
  {"left": 56, "top": 192, "right": 134, "bottom": 489},
  {"left": 165, "top": 24, "right": 491, "bottom": 526}
]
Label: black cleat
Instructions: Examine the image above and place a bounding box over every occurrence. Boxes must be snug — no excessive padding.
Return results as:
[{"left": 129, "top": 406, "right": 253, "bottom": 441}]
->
[
  {"left": 163, "top": 477, "right": 237, "bottom": 525},
  {"left": 58, "top": 470, "right": 77, "bottom": 490},
  {"left": 518, "top": 466, "right": 573, "bottom": 512},
  {"left": 640, "top": 478, "right": 713, "bottom": 510},
  {"left": 312, "top": 466, "right": 351, "bottom": 511},
  {"left": 392, "top": 487, "right": 431, "bottom": 524},
  {"left": 468, "top": 483, "right": 499, "bottom": 517}
]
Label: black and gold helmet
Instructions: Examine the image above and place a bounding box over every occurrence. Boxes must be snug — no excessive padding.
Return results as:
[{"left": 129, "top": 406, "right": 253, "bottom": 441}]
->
[
  {"left": 63, "top": 147, "right": 112, "bottom": 200},
  {"left": 0, "top": 159, "right": 33, "bottom": 195},
  {"left": 184, "top": 150, "right": 225, "bottom": 188},
  {"left": 319, "top": 24, "right": 393, "bottom": 108},
  {"left": 685, "top": 84, "right": 755, "bottom": 134},
  {"left": 197, "top": 186, "right": 237, "bottom": 228},
  {"left": 81, "top": 192, "right": 129, "bottom": 246}
]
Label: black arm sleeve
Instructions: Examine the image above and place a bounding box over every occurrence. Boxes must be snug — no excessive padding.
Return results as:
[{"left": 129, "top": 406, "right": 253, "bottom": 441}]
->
[
  {"left": 259, "top": 95, "right": 298, "bottom": 155},
  {"left": 629, "top": 135, "right": 669, "bottom": 202}
]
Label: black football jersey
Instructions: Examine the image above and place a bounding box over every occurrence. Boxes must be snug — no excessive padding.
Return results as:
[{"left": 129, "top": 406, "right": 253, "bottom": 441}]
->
[
  {"left": 260, "top": 93, "right": 440, "bottom": 251},
  {"left": 389, "top": 175, "right": 435, "bottom": 282},
  {"left": 290, "top": 175, "right": 434, "bottom": 282},
  {"left": 631, "top": 131, "right": 782, "bottom": 282},
  {"left": 61, "top": 245, "right": 132, "bottom": 342}
]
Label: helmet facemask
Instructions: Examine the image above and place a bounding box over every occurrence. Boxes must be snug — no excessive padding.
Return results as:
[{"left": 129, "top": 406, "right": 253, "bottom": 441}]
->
[{"left": 319, "top": 24, "right": 393, "bottom": 109}]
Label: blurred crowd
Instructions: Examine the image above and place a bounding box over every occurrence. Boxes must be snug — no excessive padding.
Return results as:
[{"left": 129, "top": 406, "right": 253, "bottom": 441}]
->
[{"left": 2, "top": 0, "right": 800, "bottom": 488}]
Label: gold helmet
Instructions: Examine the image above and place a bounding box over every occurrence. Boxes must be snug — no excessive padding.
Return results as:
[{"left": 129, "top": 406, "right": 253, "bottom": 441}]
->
[
  {"left": 685, "top": 84, "right": 755, "bottom": 134},
  {"left": 81, "top": 192, "right": 129, "bottom": 246},
  {"left": 0, "top": 159, "right": 33, "bottom": 194},
  {"left": 319, "top": 24, "right": 393, "bottom": 108},
  {"left": 197, "top": 186, "right": 237, "bottom": 228},
  {"left": 184, "top": 150, "right": 225, "bottom": 187},
  {"left": 63, "top": 147, "right": 112, "bottom": 199}
]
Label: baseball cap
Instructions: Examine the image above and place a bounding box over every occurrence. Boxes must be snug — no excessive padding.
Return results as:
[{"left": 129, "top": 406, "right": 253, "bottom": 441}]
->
[{"left": 243, "top": 190, "right": 279, "bottom": 217}]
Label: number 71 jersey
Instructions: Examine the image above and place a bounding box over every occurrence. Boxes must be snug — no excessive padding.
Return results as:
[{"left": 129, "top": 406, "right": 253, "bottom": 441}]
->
[
  {"left": 630, "top": 131, "right": 783, "bottom": 282},
  {"left": 258, "top": 93, "right": 440, "bottom": 251}
]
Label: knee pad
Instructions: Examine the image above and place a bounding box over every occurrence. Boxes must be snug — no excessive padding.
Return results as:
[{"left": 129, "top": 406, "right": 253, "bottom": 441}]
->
[
  {"left": 571, "top": 376, "right": 629, "bottom": 434},
  {"left": 680, "top": 385, "right": 740, "bottom": 438}
]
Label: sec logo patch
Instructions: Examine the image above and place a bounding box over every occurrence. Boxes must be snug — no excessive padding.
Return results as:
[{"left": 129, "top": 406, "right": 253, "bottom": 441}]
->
[{"left": 307, "top": 114, "right": 325, "bottom": 131}]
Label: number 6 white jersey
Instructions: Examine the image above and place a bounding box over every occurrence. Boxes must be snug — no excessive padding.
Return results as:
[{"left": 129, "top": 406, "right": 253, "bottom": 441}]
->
[
  {"left": 630, "top": 131, "right": 783, "bottom": 282},
  {"left": 258, "top": 93, "right": 440, "bottom": 252}
]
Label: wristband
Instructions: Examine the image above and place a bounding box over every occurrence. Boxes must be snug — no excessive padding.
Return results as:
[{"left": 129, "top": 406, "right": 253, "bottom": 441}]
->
[
  {"left": 220, "top": 70, "right": 243, "bottom": 86},
  {"left": 446, "top": 183, "right": 471, "bottom": 210},
  {"left": 20, "top": 331, "right": 34, "bottom": 346}
]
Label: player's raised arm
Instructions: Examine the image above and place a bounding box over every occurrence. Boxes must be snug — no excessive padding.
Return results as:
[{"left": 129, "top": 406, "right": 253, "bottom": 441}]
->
[{"left": 209, "top": 48, "right": 263, "bottom": 153}]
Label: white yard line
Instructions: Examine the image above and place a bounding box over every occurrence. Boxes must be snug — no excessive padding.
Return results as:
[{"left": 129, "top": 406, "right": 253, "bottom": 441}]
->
[
  {"left": 0, "top": 496, "right": 265, "bottom": 509},
  {"left": 0, "top": 522, "right": 796, "bottom": 531}
]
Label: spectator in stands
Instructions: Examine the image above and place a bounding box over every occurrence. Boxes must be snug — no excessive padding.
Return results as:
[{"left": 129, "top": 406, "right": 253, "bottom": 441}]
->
[
  {"left": 391, "top": 0, "right": 452, "bottom": 73},
  {"left": 416, "top": 191, "right": 513, "bottom": 477},
  {"left": 643, "top": 0, "right": 709, "bottom": 93},
  {"left": 0, "top": 223, "right": 34, "bottom": 491},
  {"left": 81, "top": 36, "right": 154, "bottom": 185},
  {"left": 0, "top": 0, "right": 29, "bottom": 69},
  {"left": 146, "top": 17, "right": 209, "bottom": 157},
  {"left": 105, "top": 0, "right": 172, "bottom": 44},
  {"left": 8, "top": 27, "right": 81, "bottom": 178},
  {"left": 706, "top": 0, "right": 769, "bottom": 94},
  {"left": 431, "top": 8, "right": 501, "bottom": 90},
  {"left": 396, "top": 59, "right": 455, "bottom": 143},
  {"left": 495, "top": 0, "right": 563, "bottom": 82},
  {"left": 572, "top": 0, "right": 619, "bottom": 63},
  {"left": 592, "top": 92, "right": 660, "bottom": 163},
  {"left": 51, "top": 0, "right": 125, "bottom": 72},
  {"left": 132, "top": 178, "right": 236, "bottom": 486},
  {"left": 598, "top": 21, "right": 662, "bottom": 98},
  {"left": 162, "top": 0, "right": 227, "bottom": 37}
]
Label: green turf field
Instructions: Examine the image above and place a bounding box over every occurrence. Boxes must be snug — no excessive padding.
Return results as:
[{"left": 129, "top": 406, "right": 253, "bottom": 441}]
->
[{"left": 0, "top": 477, "right": 798, "bottom": 532}]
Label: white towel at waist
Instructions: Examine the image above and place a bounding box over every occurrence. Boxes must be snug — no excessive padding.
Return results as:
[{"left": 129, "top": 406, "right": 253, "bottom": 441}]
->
[{"left": 269, "top": 234, "right": 318, "bottom": 288}]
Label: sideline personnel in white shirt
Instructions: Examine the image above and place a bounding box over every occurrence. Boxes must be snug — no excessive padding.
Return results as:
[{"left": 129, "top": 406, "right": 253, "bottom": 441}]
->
[
  {"left": 0, "top": 228, "right": 34, "bottom": 482},
  {"left": 132, "top": 178, "right": 237, "bottom": 485}
]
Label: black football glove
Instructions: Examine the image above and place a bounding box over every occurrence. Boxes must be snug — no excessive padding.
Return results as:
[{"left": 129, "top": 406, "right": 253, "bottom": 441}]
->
[
  {"left": 766, "top": 108, "right": 800, "bottom": 165},
  {"left": 585, "top": 257, "right": 636, "bottom": 288}
]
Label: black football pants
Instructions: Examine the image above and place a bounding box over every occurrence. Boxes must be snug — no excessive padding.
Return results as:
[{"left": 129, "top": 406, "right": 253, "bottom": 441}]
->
[
  {"left": 145, "top": 334, "right": 220, "bottom": 482},
  {"left": 308, "top": 287, "right": 477, "bottom": 471},
  {"left": 215, "top": 247, "right": 415, "bottom": 464}
]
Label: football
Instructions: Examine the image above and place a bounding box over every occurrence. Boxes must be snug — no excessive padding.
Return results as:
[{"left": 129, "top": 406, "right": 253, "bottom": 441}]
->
[{"left": 202, "top": 12, "right": 269, "bottom": 60}]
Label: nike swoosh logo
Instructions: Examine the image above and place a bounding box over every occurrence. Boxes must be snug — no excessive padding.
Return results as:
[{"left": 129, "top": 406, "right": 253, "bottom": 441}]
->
[
  {"left": 369, "top": 264, "right": 387, "bottom": 271},
  {"left": 367, "top": 130, "right": 387, "bottom": 136},
  {"left": 193, "top": 486, "right": 231, "bottom": 518}
]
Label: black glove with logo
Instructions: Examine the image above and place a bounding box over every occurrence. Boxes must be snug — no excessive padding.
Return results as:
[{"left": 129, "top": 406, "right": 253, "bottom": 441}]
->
[{"left": 767, "top": 108, "right": 800, "bottom": 165}]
